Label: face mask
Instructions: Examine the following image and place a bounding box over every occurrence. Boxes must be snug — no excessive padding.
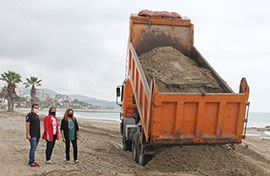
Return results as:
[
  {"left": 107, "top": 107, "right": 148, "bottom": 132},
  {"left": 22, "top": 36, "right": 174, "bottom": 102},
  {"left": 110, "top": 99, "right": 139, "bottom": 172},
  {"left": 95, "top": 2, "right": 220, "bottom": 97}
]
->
[
  {"left": 68, "top": 114, "right": 72, "bottom": 117},
  {"left": 49, "top": 112, "right": 56, "bottom": 116},
  {"left": 33, "top": 109, "right": 39, "bottom": 115}
]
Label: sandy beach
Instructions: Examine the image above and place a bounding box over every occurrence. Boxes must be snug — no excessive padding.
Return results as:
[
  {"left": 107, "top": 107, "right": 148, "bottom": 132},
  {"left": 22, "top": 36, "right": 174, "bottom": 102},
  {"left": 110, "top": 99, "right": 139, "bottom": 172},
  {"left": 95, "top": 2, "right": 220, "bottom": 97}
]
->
[{"left": 0, "top": 110, "right": 269, "bottom": 176}]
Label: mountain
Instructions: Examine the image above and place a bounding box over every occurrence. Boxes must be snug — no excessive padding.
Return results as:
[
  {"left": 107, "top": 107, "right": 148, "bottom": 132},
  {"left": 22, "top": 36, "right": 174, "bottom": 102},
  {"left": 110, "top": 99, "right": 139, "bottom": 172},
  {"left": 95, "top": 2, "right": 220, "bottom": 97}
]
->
[
  {"left": 40, "top": 88, "right": 118, "bottom": 109},
  {"left": 42, "top": 88, "right": 58, "bottom": 97},
  {"left": 21, "top": 87, "right": 118, "bottom": 109},
  {"left": 23, "top": 88, "right": 58, "bottom": 97},
  {"left": 69, "top": 94, "right": 118, "bottom": 109}
]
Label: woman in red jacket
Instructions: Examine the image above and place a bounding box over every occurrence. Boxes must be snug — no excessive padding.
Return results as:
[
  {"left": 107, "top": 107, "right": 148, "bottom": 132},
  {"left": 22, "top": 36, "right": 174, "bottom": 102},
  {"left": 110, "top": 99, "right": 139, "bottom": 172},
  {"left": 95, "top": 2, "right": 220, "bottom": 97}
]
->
[{"left": 42, "top": 107, "right": 59, "bottom": 164}]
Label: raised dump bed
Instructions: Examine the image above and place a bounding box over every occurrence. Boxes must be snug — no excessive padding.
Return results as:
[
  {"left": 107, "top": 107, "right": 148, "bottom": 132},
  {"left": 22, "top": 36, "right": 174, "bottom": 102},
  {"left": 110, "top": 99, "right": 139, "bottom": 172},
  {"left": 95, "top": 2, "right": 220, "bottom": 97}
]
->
[
  {"left": 139, "top": 46, "right": 227, "bottom": 93},
  {"left": 116, "top": 10, "right": 250, "bottom": 166}
]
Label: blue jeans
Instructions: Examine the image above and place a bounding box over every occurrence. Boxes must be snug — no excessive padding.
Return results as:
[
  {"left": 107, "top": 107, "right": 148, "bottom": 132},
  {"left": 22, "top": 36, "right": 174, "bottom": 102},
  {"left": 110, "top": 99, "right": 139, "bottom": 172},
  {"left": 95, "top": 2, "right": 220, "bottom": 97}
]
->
[{"left": 29, "top": 137, "right": 40, "bottom": 164}]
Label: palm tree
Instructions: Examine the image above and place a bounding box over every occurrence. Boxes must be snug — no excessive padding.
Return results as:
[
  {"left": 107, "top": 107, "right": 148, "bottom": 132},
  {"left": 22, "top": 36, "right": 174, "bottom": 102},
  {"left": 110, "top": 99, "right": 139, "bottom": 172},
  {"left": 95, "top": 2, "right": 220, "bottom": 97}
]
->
[
  {"left": 24, "top": 76, "right": 42, "bottom": 105},
  {"left": 0, "top": 71, "right": 22, "bottom": 111},
  {"left": 0, "top": 86, "right": 8, "bottom": 109}
]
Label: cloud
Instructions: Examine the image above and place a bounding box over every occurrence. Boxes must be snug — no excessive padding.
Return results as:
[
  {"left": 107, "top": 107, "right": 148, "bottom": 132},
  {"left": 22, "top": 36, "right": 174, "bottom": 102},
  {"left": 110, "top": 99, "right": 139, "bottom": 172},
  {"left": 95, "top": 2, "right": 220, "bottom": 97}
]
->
[{"left": 0, "top": 0, "right": 269, "bottom": 112}]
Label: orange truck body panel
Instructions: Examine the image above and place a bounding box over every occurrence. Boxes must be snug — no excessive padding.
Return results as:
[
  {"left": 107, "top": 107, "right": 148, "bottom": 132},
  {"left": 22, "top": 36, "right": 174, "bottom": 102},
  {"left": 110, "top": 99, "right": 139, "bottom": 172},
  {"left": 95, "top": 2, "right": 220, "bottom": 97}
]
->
[{"left": 122, "top": 14, "right": 250, "bottom": 145}]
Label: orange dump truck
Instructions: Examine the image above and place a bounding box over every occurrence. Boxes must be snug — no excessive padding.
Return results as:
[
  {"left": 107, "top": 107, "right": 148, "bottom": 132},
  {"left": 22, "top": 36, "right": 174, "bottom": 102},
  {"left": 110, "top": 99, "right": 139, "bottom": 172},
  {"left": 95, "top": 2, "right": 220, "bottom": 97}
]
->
[{"left": 116, "top": 10, "right": 250, "bottom": 165}]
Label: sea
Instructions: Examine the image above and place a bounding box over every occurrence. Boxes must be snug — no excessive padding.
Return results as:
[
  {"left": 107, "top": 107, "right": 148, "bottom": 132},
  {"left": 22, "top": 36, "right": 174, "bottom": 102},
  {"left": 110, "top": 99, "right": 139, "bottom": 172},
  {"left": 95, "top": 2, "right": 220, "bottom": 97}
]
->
[
  {"left": 26, "top": 109, "right": 121, "bottom": 122},
  {"left": 246, "top": 112, "right": 270, "bottom": 128},
  {"left": 33, "top": 110, "right": 270, "bottom": 128}
]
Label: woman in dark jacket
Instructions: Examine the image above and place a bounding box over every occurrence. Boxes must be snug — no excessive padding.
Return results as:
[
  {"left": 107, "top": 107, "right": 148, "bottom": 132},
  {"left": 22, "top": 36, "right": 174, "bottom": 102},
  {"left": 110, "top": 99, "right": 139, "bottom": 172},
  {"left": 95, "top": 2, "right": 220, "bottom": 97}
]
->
[{"left": 61, "top": 108, "right": 79, "bottom": 163}]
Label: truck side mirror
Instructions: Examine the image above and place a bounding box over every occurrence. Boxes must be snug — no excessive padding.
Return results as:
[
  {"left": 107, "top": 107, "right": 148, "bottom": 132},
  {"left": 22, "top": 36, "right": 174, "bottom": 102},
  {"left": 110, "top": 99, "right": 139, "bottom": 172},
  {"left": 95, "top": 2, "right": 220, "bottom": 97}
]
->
[
  {"left": 116, "top": 86, "right": 123, "bottom": 106},
  {"left": 116, "top": 87, "right": 121, "bottom": 97}
]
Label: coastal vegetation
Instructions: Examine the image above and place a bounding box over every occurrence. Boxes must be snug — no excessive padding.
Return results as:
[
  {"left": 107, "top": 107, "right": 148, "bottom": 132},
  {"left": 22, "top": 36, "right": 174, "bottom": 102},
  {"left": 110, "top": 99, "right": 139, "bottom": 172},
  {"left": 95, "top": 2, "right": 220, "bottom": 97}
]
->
[
  {"left": 24, "top": 76, "right": 42, "bottom": 105},
  {"left": 0, "top": 71, "right": 117, "bottom": 110},
  {"left": 0, "top": 71, "right": 22, "bottom": 111}
]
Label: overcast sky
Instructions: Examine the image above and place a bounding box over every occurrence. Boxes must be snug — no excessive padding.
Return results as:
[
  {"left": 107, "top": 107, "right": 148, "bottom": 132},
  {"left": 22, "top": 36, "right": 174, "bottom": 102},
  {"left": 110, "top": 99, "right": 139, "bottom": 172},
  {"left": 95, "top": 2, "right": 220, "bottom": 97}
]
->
[{"left": 0, "top": 0, "right": 269, "bottom": 112}]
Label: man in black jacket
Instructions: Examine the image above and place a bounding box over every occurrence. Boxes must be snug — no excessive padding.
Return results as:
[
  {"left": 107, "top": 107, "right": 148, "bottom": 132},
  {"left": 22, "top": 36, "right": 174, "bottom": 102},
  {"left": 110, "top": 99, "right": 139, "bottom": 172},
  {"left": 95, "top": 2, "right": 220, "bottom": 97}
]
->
[{"left": 26, "top": 104, "right": 40, "bottom": 167}]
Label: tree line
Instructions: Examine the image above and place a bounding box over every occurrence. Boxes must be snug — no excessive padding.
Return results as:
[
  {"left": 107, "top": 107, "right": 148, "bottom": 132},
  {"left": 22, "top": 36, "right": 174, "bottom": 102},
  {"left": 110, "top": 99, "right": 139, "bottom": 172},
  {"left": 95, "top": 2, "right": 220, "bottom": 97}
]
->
[{"left": 0, "top": 71, "right": 41, "bottom": 111}]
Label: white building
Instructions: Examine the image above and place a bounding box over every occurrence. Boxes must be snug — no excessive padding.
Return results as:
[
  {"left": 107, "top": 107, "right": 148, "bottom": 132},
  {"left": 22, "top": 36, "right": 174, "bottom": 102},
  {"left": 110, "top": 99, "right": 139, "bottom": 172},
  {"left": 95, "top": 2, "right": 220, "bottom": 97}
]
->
[
  {"left": 0, "top": 98, "right": 8, "bottom": 109},
  {"left": 15, "top": 87, "right": 25, "bottom": 97},
  {"left": 36, "top": 89, "right": 46, "bottom": 101}
]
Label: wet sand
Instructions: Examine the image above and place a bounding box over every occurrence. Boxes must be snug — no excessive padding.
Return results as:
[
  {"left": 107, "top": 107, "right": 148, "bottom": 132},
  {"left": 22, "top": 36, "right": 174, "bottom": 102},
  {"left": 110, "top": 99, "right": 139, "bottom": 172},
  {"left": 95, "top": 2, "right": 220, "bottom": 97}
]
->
[{"left": 0, "top": 111, "right": 269, "bottom": 176}]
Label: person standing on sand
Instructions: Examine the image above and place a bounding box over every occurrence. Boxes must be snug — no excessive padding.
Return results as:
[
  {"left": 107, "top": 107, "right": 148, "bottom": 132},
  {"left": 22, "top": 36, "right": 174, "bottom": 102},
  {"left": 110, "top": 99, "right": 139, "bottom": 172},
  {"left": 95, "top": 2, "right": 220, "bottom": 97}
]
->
[
  {"left": 61, "top": 108, "right": 79, "bottom": 163},
  {"left": 42, "top": 107, "right": 59, "bottom": 164},
  {"left": 26, "top": 104, "right": 41, "bottom": 167}
]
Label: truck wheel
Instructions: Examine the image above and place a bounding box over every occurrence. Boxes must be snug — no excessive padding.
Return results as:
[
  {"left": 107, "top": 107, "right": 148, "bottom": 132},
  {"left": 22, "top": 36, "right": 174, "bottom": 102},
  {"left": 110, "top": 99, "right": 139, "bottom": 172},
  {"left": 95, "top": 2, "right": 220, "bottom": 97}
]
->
[
  {"left": 132, "top": 132, "right": 140, "bottom": 162},
  {"left": 122, "top": 137, "right": 131, "bottom": 151},
  {"left": 137, "top": 133, "right": 151, "bottom": 166}
]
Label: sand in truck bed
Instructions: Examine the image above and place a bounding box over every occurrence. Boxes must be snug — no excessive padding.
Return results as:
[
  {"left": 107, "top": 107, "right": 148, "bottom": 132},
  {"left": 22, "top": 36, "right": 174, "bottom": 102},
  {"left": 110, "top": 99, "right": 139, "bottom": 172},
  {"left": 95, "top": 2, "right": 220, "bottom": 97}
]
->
[{"left": 139, "top": 46, "right": 226, "bottom": 93}]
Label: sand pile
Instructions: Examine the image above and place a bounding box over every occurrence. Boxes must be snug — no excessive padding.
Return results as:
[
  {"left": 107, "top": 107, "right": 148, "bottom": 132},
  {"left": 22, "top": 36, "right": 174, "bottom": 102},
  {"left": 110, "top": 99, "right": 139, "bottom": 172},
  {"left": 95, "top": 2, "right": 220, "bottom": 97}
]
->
[
  {"left": 145, "top": 145, "right": 268, "bottom": 176},
  {"left": 139, "top": 46, "right": 226, "bottom": 93}
]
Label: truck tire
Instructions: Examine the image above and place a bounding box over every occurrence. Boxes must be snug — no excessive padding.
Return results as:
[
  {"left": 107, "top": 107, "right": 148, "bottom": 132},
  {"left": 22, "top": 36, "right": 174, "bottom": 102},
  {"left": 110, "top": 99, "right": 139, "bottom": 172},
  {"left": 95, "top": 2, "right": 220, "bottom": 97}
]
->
[
  {"left": 132, "top": 132, "right": 140, "bottom": 162},
  {"left": 122, "top": 137, "right": 131, "bottom": 151},
  {"left": 137, "top": 133, "right": 151, "bottom": 166}
]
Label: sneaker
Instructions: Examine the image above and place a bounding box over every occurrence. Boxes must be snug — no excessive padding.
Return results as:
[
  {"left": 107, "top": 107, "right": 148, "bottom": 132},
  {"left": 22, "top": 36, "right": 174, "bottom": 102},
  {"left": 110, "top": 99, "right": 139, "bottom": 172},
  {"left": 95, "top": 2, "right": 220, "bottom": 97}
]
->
[
  {"left": 29, "top": 163, "right": 37, "bottom": 167},
  {"left": 74, "top": 160, "right": 79, "bottom": 163},
  {"left": 34, "top": 162, "right": 40, "bottom": 167},
  {"left": 46, "top": 160, "right": 53, "bottom": 164},
  {"left": 66, "top": 160, "right": 70, "bottom": 163}
]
